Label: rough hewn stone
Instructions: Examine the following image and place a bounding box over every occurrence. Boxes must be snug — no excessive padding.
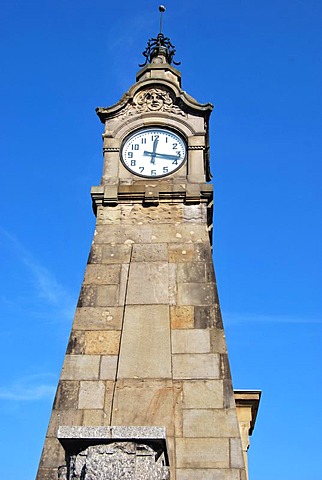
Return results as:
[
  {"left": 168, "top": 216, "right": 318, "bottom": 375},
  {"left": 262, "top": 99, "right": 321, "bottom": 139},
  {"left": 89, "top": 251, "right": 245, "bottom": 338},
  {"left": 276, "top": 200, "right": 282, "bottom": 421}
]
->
[
  {"left": 170, "top": 306, "right": 194, "bottom": 329},
  {"left": 84, "top": 331, "right": 120, "bottom": 355},
  {"left": 132, "top": 243, "right": 168, "bottom": 262}
]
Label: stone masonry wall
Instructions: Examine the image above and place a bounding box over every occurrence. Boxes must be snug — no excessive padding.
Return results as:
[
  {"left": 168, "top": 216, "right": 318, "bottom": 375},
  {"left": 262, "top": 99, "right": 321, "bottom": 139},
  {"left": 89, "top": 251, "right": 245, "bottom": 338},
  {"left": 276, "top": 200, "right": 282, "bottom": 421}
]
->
[{"left": 36, "top": 202, "right": 246, "bottom": 480}]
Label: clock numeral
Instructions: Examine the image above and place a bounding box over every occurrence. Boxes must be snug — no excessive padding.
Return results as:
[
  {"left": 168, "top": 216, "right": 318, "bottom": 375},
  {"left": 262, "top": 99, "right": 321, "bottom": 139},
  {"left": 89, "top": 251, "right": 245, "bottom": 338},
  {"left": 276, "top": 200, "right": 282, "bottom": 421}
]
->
[
  {"left": 151, "top": 135, "right": 159, "bottom": 141},
  {"left": 132, "top": 144, "right": 139, "bottom": 150},
  {"left": 128, "top": 152, "right": 133, "bottom": 158},
  {"left": 172, "top": 159, "right": 178, "bottom": 165},
  {"left": 139, "top": 167, "right": 144, "bottom": 173},
  {"left": 130, "top": 160, "right": 136, "bottom": 166},
  {"left": 163, "top": 167, "right": 169, "bottom": 174},
  {"left": 151, "top": 170, "right": 157, "bottom": 176},
  {"left": 141, "top": 138, "right": 146, "bottom": 144},
  {"left": 172, "top": 143, "right": 178, "bottom": 149}
]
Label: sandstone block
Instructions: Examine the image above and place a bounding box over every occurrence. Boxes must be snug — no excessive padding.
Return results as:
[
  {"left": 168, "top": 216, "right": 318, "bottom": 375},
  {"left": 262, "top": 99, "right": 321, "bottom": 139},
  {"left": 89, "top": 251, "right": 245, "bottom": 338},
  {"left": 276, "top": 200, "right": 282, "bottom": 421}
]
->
[
  {"left": 177, "top": 262, "right": 206, "bottom": 283},
  {"left": 53, "top": 381, "right": 80, "bottom": 410},
  {"left": 96, "top": 285, "right": 119, "bottom": 306},
  {"left": 173, "top": 354, "right": 220, "bottom": 379},
  {"left": 117, "top": 305, "right": 171, "bottom": 379},
  {"left": 82, "top": 409, "right": 109, "bottom": 426},
  {"left": 132, "top": 243, "right": 168, "bottom": 262},
  {"left": 94, "top": 225, "right": 151, "bottom": 244},
  {"left": 183, "top": 409, "right": 240, "bottom": 438},
  {"left": 66, "top": 331, "right": 85, "bottom": 354},
  {"left": 73, "top": 307, "right": 123, "bottom": 331},
  {"left": 182, "top": 203, "right": 208, "bottom": 223},
  {"left": 168, "top": 243, "right": 196, "bottom": 263},
  {"left": 83, "top": 264, "right": 121, "bottom": 285},
  {"left": 176, "top": 438, "right": 230, "bottom": 469},
  {"left": 172, "top": 330, "right": 210, "bottom": 354},
  {"left": 176, "top": 469, "right": 240, "bottom": 480},
  {"left": 151, "top": 224, "right": 207, "bottom": 244},
  {"left": 111, "top": 379, "right": 181, "bottom": 437},
  {"left": 78, "top": 381, "right": 105, "bottom": 409},
  {"left": 61, "top": 355, "right": 100, "bottom": 380},
  {"left": 100, "top": 355, "right": 118, "bottom": 380},
  {"left": 47, "top": 409, "right": 83, "bottom": 437},
  {"left": 177, "top": 283, "right": 215, "bottom": 306},
  {"left": 182, "top": 380, "right": 223, "bottom": 409},
  {"left": 194, "top": 305, "right": 216, "bottom": 329},
  {"left": 230, "top": 438, "right": 245, "bottom": 468},
  {"left": 126, "top": 263, "right": 169, "bottom": 305},
  {"left": 77, "top": 285, "right": 97, "bottom": 307},
  {"left": 170, "top": 306, "right": 194, "bottom": 329},
  {"left": 38, "top": 437, "right": 65, "bottom": 468},
  {"left": 84, "top": 331, "right": 120, "bottom": 355}
]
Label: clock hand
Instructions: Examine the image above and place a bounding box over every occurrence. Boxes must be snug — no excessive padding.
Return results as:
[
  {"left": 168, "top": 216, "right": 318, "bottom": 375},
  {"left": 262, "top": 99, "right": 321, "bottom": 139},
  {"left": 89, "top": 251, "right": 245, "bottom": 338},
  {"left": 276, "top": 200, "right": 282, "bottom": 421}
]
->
[
  {"left": 150, "top": 137, "right": 159, "bottom": 164},
  {"left": 143, "top": 151, "right": 181, "bottom": 161}
]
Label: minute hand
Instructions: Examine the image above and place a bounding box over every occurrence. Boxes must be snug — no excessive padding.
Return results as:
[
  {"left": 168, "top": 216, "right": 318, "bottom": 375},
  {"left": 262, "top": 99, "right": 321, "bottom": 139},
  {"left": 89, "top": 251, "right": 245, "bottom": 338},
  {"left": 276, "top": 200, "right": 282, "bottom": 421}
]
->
[{"left": 143, "top": 151, "right": 181, "bottom": 161}]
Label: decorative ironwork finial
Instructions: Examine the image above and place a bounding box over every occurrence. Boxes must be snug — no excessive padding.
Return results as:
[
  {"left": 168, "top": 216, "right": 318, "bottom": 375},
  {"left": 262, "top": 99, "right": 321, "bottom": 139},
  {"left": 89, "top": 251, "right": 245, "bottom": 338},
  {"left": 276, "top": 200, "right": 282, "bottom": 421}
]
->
[{"left": 139, "top": 5, "right": 181, "bottom": 67}]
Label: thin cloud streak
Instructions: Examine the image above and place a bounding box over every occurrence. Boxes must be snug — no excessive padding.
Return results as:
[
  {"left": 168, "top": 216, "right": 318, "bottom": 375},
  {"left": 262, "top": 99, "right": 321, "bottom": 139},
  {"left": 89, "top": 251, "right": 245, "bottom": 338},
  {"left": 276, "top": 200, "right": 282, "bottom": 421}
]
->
[
  {"left": 0, "top": 374, "right": 56, "bottom": 402},
  {"left": 0, "top": 227, "right": 75, "bottom": 319}
]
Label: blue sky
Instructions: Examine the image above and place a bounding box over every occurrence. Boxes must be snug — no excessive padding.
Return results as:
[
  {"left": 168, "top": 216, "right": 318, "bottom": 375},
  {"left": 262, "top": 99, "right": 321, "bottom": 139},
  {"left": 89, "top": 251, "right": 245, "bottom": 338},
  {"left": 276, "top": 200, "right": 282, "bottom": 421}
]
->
[{"left": 1, "top": 1, "right": 321, "bottom": 478}]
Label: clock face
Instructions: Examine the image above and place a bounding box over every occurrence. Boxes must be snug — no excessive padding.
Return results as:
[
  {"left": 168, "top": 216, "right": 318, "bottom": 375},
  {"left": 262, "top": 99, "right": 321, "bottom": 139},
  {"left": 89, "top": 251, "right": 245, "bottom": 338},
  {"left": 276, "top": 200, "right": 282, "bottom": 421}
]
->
[{"left": 121, "top": 128, "right": 186, "bottom": 178}]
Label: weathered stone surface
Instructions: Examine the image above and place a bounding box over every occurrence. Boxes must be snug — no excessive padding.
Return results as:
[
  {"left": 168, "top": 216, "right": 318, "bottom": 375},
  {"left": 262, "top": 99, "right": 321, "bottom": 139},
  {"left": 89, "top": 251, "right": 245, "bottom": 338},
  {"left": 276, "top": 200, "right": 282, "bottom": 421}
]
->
[
  {"left": 194, "top": 305, "right": 216, "bottom": 329},
  {"left": 151, "top": 224, "right": 207, "bottom": 244},
  {"left": 84, "top": 264, "right": 121, "bottom": 285},
  {"left": 73, "top": 307, "right": 123, "bottom": 331},
  {"left": 183, "top": 409, "right": 240, "bottom": 438},
  {"left": 171, "top": 330, "right": 210, "bottom": 354},
  {"left": 132, "top": 243, "right": 168, "bottom": 262},
  {"left": 58, "top": 425, "right": 168, "bottom": 440},
  {"left": 78, "top": 381, "right": 105, "bottom": 409},
  {"left": 210, "top": 329, "right": 227, "bottom": 354},
  {"left": 182, "top": 380, "right": 224, "bottom": 409},
  {"left": 66, "top": 331, "right": 85, "bottom": 355},
  {"left": 176, "top": 469, "right": 240, "bottom": 480},
  {"left": 170, "top": 306, "right": 194, "bottom": 329},
  {"left": 94, "top": 224, "right": 152, "bottom": 245},
  {"left": 77, "top": 286, "right": 97, "bottom": 307},
  {"left": 84, "top": 331, "right": 121, "bottom": 355},
  {"left": 126, "top": 263, "right": 169, "bottom": 305},
  {"left": 38, "top": 437, "right": 65, "bottom": 468},
  {"left": 111, "top": 380, "right": 180, "bottom": 436},
  {"left": 230, "top": 438, "right": 245, "bottom": 468},
  {"left": 47, "top": 410, "right": 83, "bottom": 437},
  {"left": 96, "top": 285, "right": 119, "bottom": 306},
  {"left": 117, "top": 305, "right": 171, "bottom": 379},
  {"left": 97, "top": 203, "right": 184, "bottom": 225},
  {"left": 61, "top": 355, "right": 100, "bottom": 380},
  {"left": 182, "top": 204, "right": 208, "bottom": 223},
  {"left": 53, "top": 381, "right": 80, "bottom": 410},
  {"left": 177, "top": 262, "right": 206, "bottom": 283},
  {"left": 168, "top": 243, "right": 196, "bottom": 263},
  {"left": 100, "top": 355, "right": 118, "bottom": 380},
  {"left": 173, "top": 354, "right": 220, "bottom": 379},
  {"left": 82, "top": 409, "right": 109, "bottom": 426},
  {"left": 176, "top": 438, "right": 230, "bottom": 469},
  {"left": 89, "top": 244, "right": 132, "bottom": 264},
  {"left": 177, "top": 283, "right": 215, "bottom": 306}
]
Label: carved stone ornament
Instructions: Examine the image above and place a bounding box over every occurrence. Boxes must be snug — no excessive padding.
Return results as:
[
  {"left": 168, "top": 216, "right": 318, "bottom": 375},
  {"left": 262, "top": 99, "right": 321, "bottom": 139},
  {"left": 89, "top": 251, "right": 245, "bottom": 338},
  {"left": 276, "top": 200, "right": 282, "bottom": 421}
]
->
[
  {"left": 58, "top": 442, "right": 170, "bottom": 480},
  {"left": 119, "top": 87, "right": 185, "bottom": 118}
]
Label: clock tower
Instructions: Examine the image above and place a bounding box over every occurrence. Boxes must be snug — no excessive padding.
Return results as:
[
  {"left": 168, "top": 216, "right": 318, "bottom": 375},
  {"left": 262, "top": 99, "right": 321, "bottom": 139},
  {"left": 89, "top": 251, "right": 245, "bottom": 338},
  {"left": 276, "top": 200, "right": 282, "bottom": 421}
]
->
[{"left": 36, "top": 13, "right": 256, "bottom": 480}]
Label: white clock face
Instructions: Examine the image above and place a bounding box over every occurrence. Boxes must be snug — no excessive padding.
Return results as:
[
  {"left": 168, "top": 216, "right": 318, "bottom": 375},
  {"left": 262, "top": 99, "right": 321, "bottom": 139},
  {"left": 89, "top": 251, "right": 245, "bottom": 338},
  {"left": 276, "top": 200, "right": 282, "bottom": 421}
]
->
[{"left": 121, "top": 128, "right": 186, "bottom": 178}]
